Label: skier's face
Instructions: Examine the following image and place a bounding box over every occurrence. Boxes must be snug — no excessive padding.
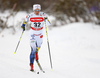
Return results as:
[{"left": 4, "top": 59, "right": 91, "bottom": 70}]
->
[{"left": 34, "top": 9, "right": 40, "bottom": 15}]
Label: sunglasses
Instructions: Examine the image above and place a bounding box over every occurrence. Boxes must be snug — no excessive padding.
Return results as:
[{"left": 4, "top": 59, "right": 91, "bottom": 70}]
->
[{"left": 34, "top": 10, "right": 40, "bottom": 11}]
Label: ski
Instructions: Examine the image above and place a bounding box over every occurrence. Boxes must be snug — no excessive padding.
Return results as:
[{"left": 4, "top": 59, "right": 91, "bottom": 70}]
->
[
  {"left": 30, "top": 70, "right": 39, "bottom": 74},
  {"left": 36, "top": 60, "right": 45, "bottom": 73},
  {"left": 30, "top": 60, "right": 45, "bottom": 74},
  {"left": 30, "top": 70, "right": 44, "bottom": 74}
]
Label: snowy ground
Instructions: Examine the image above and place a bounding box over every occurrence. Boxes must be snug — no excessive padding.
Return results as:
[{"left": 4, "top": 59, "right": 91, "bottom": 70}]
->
[{"left": 0, "top": 23, "right": 100, "bottom": 78}]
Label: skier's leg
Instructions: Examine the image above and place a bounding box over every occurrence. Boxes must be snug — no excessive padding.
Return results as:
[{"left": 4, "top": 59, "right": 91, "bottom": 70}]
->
[
  {"left": 30, "top": 46, "right": 36, "bottom": 71},
  {"left": 35, "top": 35, "right": 43, "bottom": 60},
  {"left": 29, "top": 34, "right": 37, "bottom": 71},
  {"left": 30, "top": 46, "right": 36, "bottom": 64}
]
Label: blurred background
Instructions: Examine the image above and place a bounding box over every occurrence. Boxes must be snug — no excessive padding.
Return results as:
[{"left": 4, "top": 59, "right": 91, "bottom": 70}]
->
[
  {"left": 0, "top": 1, "right": 100, "bottom": 78},
  {"left": 0, "top": 0, "right": 100, "bottom": 33}
]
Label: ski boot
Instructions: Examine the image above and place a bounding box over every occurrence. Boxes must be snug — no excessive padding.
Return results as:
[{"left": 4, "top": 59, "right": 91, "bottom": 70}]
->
[{"left": 30, "top": 63, "right": 34, "bottom": 71}]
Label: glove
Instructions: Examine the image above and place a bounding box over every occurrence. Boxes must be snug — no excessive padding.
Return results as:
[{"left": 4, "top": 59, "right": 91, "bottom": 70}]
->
[
  {"left": 44, "top": 17, "right": 48, "bottom": 20},
  {"left": 21, "top": 25, "right": 25, "bottom": 31},
  {"left": 21, "top": 21, "right": 27, "bottom": 31},
  {"left": 44, "top": 17, "right": 48, "bottom": 22}
]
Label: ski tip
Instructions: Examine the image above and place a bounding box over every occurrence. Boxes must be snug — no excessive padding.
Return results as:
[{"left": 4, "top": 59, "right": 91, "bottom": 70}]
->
[
  {"left": 14, "top": 52, "right": 16, "bottom": 54},
  {"left": 43, "top": 71, "right": 45, "bottom": 73},
  {"left": 37, "top": 72, "right": 39, "bottom": 74}
]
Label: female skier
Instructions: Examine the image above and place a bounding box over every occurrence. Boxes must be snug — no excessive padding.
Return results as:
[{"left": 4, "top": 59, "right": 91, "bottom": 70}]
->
[{"left": 21, "top": 4, "right": 51, "bottom": 71}]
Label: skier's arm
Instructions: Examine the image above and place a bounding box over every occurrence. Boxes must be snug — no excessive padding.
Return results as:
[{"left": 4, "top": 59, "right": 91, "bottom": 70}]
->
[
  {"left": 43, "top": 13, "right": 51, "bottom": 26},
  {"left": 21, "top": 15, "right": 30, "bottom": 31},
  {"left": 46, "top": 18, "right": 51, "bottom": 26}
]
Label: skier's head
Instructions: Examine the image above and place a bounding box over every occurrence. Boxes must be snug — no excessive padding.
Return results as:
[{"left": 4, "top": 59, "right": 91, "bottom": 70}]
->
[{"left": 33, "top": 4, "right": 41, "bottom": 15}]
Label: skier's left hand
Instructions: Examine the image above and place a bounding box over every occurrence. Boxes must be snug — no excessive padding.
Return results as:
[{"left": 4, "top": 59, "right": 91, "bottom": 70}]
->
[{"left": 44, "top": 17, "right": 48, "bottom": 19}]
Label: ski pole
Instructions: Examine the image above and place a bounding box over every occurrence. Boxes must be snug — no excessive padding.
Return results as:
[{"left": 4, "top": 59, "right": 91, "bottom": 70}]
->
[
  {"left": 14, "top": 31, "right": 24, "bottom": 54},
  {"left": 44, "top": 19, "right": 53, "bottom": 70}
]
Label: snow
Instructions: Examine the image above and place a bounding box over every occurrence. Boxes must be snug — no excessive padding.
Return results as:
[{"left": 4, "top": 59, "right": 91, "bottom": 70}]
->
[{"left": 0, "top": 22, "right": 100, "bottom": 78}]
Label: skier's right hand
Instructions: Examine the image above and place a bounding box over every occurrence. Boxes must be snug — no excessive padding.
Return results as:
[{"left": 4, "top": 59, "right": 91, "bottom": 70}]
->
[
  {"left": 21, "top": 25, "right": 25, "bottom": 31},
  {"left": 21, "top": 21, "right": 27, "bottom": 31}
]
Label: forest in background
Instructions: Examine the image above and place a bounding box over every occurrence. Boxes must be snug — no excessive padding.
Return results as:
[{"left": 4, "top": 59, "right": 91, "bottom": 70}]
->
[{"left": 0, "top": 0, "right": 100, "bottom": 32}]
